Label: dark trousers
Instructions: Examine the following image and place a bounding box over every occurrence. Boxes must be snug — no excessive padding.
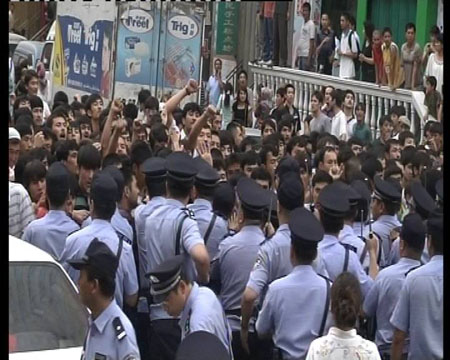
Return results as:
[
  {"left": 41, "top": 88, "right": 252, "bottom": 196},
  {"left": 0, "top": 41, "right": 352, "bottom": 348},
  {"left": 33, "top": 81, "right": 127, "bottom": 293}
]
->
[
  {"left": 123, "top": 305, "right": 151, "bottom": 360},
  {"left": 272, "top": 14, "right": 287, "bottom": 66},
  {"left": 149, "top": 319, "right": 181, "bottom": 360},
  {"left": 231, "top": 331, "right": 274, "bottom": 360},
  {"left": 263, "top": 17, "right": 273, "bottom": 61}
]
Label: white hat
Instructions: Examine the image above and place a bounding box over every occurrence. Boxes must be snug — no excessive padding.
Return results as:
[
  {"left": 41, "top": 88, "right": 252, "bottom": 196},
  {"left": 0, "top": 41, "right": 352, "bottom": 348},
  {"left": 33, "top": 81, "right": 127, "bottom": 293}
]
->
[
  {"left": 398, "top": 116, "right": 411, "bottom": 128},
  {"left": 9, "top": 127, "right": 21, "bottom": 141}
]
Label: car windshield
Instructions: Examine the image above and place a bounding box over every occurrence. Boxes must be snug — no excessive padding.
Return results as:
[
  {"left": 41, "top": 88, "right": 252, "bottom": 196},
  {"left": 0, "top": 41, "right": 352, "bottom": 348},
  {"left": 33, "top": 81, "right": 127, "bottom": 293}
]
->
[{"left": 9, "top": 262, "right": 88, "bottom": 353}]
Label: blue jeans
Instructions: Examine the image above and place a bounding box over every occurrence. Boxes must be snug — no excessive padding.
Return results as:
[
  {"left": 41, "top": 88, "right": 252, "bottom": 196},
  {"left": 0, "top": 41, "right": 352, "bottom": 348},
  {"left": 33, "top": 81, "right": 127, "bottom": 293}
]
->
[
  {"left": 298, "top": 56, "right": 313, "bottom": 71},
  {"left": 263, "top": 17, "right": 273, "bottom": 61}
]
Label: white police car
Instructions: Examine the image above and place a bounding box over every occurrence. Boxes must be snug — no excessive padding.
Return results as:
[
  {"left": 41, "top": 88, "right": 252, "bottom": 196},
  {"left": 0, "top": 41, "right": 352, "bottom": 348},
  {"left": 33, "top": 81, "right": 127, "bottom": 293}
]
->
[{"left": 9, "top": 236, "right": 88, "bottom": 359}]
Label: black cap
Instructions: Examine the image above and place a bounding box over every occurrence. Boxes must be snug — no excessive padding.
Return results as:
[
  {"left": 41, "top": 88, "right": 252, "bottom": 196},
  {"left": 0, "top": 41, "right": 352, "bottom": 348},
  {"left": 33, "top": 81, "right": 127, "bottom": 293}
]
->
[
  {"left": 236, "top": 177, "right": 271, "bottom": 215},
  {"left": 46, "top": 161, "right": 70, "bottom": 196},
  {"left": 212, "top": 182, "right": 235, "bottom": 219},
  {"left": 410, "top": 181, "right": 437, "bottom": 219},
  {"left": 333, "top": 180, "right": 361, "bottom": 206},
  {"left": 147, "top": 255, "right": 183, "bottom": 304},
  {"left": 289, "top": 207, "right": 324, "bottom": 245},
  {"left": 166, "top": 152, "right": 198, "bottom": 183},
  {"left": 68, "top": 238, "right": 119, "bottom": 280},
  {"left": 175, "top": 331, "right": 230, "bottom": 360},
  {"left": 193, "top": 157, "right": 220, "bottom": 188},
  {"left": 350, "top": 179, "right": 371, "bottom": 210},
  {"left": 427, "top": 209, "right": 443, "bottom": 233},
  {"left": 277, "top": 172, "right": 304, "bottom": 210},
  {"left": 318, "top": 182, "right": 350, "bottom": 217},
  {"left": 400, "top": 213, "right": 426, "bottom": 246},
  {"left": 90, "top": 172, "right": 118, "bottom": 204},
  {"left": 142, "top": 157, "right": 167, "bottom": 181},
  {"left": 102, "top": 166, "right": 125, "bottom": 201},
  {"left": 373, "top": 175, "right": 401, "bottom": 203},
  {"left": 276, "top": 156, "right": 300, "bottom": 181},
  {"left": 435, "top": 178, "right": 443, "bottom": 201}
]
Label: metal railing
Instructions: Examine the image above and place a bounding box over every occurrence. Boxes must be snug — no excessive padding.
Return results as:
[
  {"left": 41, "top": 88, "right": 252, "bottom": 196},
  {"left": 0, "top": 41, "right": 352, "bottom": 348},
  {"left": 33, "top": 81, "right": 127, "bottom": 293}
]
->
[{"left": 249, "top": 63, "right": 425, "bottom": 142}]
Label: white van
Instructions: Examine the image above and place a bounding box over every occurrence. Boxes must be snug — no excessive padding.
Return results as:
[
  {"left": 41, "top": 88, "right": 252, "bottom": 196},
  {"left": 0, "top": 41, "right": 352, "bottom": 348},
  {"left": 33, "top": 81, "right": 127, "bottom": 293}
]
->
[
  {"left": 9, "top": 236, "right": 88, "bottom": 360},
  {"left": 41, "top": 21, "right": 55, "bottom": 105}
]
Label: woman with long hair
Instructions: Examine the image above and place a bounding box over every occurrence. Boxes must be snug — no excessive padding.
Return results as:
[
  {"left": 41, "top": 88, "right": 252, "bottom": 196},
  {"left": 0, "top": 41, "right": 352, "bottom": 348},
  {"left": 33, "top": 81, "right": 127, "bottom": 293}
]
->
[
  {"left": 232, "top": 88, "right": 252, "bottom": 127},
  {"left": 217, "top": 82, "right": 234, "bottom": 128},
  {"left": 306, "top": 272, "right": 381, "bottom": 360}
]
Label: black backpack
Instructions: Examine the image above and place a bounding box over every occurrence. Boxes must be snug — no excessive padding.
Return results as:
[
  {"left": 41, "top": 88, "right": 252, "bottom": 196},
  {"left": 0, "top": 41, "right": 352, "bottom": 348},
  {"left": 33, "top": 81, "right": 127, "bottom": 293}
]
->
[{"left": 341, "top": 30, "right": 361, "bottom": 76}]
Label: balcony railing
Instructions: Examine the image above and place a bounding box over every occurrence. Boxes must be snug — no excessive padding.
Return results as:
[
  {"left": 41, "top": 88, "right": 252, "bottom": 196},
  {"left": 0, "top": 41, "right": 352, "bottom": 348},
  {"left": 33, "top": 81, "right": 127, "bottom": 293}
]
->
[{"left": 249, "top": 63, "right": 425, "bottom": 143}]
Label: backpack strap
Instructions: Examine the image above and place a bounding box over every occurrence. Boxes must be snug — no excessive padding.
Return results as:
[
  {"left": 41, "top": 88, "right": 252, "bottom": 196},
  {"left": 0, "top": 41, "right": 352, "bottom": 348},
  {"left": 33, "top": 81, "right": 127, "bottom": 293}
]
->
[
  {"left": 317, "top": 274, "right": 331, "bottom": 337},
  {"left": 175, "top": 208, "right": 194, "bottom": 255},
  {"left": 203, "top": 213, "right": 217, "bottom": 245},
  {"left": 116, "top": 232, "right": 124, "bottom": 260},
  {"left": 404, "top": 265, "right": 421, "bottom": 277}
]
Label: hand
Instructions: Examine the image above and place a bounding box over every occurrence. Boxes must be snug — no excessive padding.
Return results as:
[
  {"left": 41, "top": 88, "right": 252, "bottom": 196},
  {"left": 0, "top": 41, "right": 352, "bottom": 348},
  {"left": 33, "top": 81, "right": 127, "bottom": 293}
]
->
[
  {"left": 367, "top": 232, "right": 379, "bottom": 256},
  {"left": 185, "top": 79, "right": 199, "bottom": 95},
  {"left": 337, "top": 48, "right": 342, "bottom": 56},
  {"left": 72, "top": 209, "right": 90, "bottom": 225},
  {"left": 169, "top": 127, "right": 181, "bottom": 151},
  {"left": 205, "top": 105, "right": 217, "bottom": 120},
  {"left": 111, "top": 98, "right": 124, "bottom": 116},
  {"left": 333, "top": 59, "right": 339, "bottom": 67},
  {"left": 73, "top": 94, "right": 81, "bottom": 102},
  {"left": 92, "top": 142, "right": 102, "bottom": 152},
  {"left": 197, "top": 141, "right": 213, "bottom": 166},
  {"left": 33, "top": 131, "right": 45, "bottom": 148},
  {"left": 358, "top": 53, "right": 365, "bottom": 62},
  {"left": 264, "top": 221, "right": 275, "bottom": 237},
  {"left": 389, "top": 228, "right": 400, "bottom": 242},
  {"left": 115, "top": 117, "right": 128, "bottom": 132},
  {"left": 228, "top": 210, "right": 240, "bottom": 232},
  {"left": 328, "top": 164, "right": 343, "bottom": 181},
  {"left": 240, "top": 328, "right": 250, "bottom": 354},
  {"left": 133, "top": 118, "right": 143, "bottom": 131}
]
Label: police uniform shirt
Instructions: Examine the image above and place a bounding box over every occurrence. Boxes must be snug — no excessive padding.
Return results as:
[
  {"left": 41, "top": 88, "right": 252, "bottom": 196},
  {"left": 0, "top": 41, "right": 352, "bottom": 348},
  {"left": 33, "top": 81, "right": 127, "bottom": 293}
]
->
[
  {"left": 246, "top": 224, "right": 292, "bottom": 298},
  {"left": 352, "top": 221, "right": 369, "bottom": 240},
  {"left": 143, "top": 198, "right": 204, "bottom": 321},
  {"left": 84, "top": 299, "right": 140, "bottom": 360},
  {"left": 187, "top": 198, "right": 228, "bottom": 260},
  {"left": 318, "top": 234, "right": 373, "bottom": 298},
  {"left": 256, "top": 265, "right": 333, "bottom": 359},
  {"left": 134, "top": 196, "right": 166, "bottom": 289},
  {"left": 390, "top": 255, "right": 443, "bottom": 360},
  {"left": 339, "top": 224, "right": 369, "bottom": 269},
  {"left": 363, "top": 257, "right": 421, "bottom": 352},
  {"left": 111, "top": 207, "right": 134, "bottom": 245},
  {"left": 215, "top": 225, "right": 266, "bottom": 331},
  {"left": 59, "top": 219, "right": 139, "bottom": 308},
  {"left": 22, "top": 210, "right": 79, "bottom": 260},
  {"left": 365, "top": 214, "right": 401, "bottom": 267},
  {"left": 179, "top": 282, "right": 233, "bottom": 357}
]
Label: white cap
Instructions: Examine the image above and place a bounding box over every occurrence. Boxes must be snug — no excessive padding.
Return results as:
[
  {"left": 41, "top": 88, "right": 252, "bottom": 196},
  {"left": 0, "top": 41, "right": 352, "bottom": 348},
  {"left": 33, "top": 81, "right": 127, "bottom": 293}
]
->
[{"left": 9, "top": 127, "right": 21, "bottom": 141}]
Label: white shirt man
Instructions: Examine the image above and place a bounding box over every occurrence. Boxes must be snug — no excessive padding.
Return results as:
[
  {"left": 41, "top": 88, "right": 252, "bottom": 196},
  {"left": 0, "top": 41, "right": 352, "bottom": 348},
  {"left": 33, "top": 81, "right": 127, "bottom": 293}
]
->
[{"left": 337, "top": 15, "right": 359, "bottom": 79}]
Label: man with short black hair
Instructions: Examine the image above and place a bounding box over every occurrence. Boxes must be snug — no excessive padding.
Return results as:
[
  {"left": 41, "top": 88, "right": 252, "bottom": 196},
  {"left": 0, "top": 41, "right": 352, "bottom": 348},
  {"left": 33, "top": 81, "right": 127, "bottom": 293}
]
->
[
  {"left": 385, "top": 139, "right": 402, "bottom": 161},
  {"left": 24, "top": 69, "right": 51, "bottom": 120},
  {"left": 329, "top": 90, "right": 347, "bottom": 141},
  {"left": 278, "top": 115, "right": 294, "bottom": 143},
  {"left": 240, "top": 151, "right": 261, "bottom": 178},
  {"left": 260, "top": 144, "right": 279, "bottom": 186},
  {"left": 343, "top": 90, "right": 356, "bottom": 137},
  {"left": 75, "top": 144, "right": 102, "bottom": 213},
  {"left": 85, "top": 93, "right": 104, "bottom": 136},
  {"left": 284, "top": 84, "right": 301, "bottom": 132},
  {"left": 309, "top": 90, "right": 331, "bottom": 135}
]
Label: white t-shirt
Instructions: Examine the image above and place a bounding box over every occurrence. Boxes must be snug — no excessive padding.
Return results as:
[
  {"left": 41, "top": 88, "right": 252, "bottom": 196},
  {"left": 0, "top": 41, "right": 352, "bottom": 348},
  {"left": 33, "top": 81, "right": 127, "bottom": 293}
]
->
[
  {"left": 331, "top": 110, "right": 347, "bottom": 141},
  {"left": 424, "top": 53, "right": 443, "bottom": 96},
  {"left": 298, "top": 19, "right": 316, "bottom": 57},
  {"left": 339, "top": 30, "right": 359, "bottom": 79}
]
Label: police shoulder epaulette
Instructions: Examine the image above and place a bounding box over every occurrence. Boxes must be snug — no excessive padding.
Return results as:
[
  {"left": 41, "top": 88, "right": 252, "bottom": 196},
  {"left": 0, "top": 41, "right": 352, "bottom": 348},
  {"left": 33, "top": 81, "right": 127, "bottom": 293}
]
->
[
  {"left": 112, "top": 317, "right": 127, "bottom": 341},
  {"left": 342, "top": 243, "right": 358, "bottom": 254},
  {"left": 182, "top": 207, "right": 196, "bottom": 220}
]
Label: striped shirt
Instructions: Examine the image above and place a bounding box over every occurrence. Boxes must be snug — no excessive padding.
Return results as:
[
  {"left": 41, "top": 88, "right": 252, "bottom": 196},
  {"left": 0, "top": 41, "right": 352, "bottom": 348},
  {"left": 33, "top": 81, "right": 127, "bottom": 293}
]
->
[{"left": 9, "top": 182, "right": 35, "bottom": 239}]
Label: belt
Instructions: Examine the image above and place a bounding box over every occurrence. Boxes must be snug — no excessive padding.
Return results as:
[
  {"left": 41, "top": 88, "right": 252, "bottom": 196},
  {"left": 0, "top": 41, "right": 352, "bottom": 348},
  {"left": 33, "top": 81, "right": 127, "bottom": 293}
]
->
[{"left": 225, "top": 308, "right": 241, "bottom": 317}]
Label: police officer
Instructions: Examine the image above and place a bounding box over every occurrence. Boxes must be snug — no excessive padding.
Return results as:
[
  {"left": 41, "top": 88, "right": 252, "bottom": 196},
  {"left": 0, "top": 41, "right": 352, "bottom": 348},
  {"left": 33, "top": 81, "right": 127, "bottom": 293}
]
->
[
  {"left": 390, "top": 210, "right": 443, "bottom": 360},
  {"left": 255, "top": 207, "right": 332, "bottom": 359},
  {"left": 368, "top": 176, "right": 402, "bottom": 267},
  {"left": 143, "top": 151, "right": 210, "bottom": 360},
  {"left": 189, "top": 157, "right": 228, "bottom": 260},
  {"left": 23, "top": 161, "right": 79, "bottom": 259},
  {"left": 363, "top": 213, "right": 426, "bottom": 359},
  {"left": 350, "top": 179, "right": 372, "bottom": 244},
  {"left": 317, "top": 182, "right": 376, "bottom": 299},
  {"left": 211, "top": 177, "right": 271, "bottom": 360},
  {"left": 69, "top": 238, "right": 140, "bottom": 360},
  {"left": 240, "top": 173, "right": 304, "bottom": 356},
  {"left": 59, "top": 171, "right": 139, "bottom": 309},
  {"left": 387, "top": 180, "right": 437, "bottom": 266},
  {"left": 148, "top": 255, "right": 233, "bottom": 358},
  {"left": 175, "top": 331, "right": 231, "bottom": 360}
]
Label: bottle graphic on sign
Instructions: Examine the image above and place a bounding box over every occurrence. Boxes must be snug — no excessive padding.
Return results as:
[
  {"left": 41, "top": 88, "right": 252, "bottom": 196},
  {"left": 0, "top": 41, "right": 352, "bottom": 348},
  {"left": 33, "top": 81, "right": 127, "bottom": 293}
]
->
[
  {"left": 90, "top": 56, "right": 97, "bottom": 78},
  {"left": 73, "top": 53, "right": 80, "bottom": 74},
  {"left": 82, "top": 55, "right": 88, "bottom": 75}
]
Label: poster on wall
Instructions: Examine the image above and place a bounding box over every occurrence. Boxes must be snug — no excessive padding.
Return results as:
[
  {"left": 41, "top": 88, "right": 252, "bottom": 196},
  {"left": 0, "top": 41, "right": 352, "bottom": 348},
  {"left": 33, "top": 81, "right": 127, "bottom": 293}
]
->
[
  {"left": 115, "top": 8, "right": 154, "bottom": 85},
  {"left": 56, "top": 15, "right": 113, "bottom": 98},
  {"left": 162, "top": 12, "right": 202, "bottom": 89},
  {"left": 291, "top": 0, "right": 322, "bottom": 69}
]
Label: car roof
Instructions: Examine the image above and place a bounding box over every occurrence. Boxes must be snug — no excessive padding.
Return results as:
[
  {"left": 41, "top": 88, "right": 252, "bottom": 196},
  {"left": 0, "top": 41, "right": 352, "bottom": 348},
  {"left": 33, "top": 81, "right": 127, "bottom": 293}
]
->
[
  {"left": 9, "top": 235, "right": 57, "bottom": 263},
  {"left": 9, "top": 32, "right": 27, "bottom": 44},
  {"left": 15, "top": 41, "right": 45, "bottom": 51}
]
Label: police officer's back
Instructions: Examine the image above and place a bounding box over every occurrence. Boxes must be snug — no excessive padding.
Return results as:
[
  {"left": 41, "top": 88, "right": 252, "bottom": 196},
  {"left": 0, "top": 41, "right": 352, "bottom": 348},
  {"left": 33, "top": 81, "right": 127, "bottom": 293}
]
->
[
  {"left": 23, "top": 161, "right": 79, "bottom": 259},
  {"left": 59, "top": 171, "right": 139, "bottom": 309},
  {"left": 69, "top": 238, "right": 140, "bottom": 360}
]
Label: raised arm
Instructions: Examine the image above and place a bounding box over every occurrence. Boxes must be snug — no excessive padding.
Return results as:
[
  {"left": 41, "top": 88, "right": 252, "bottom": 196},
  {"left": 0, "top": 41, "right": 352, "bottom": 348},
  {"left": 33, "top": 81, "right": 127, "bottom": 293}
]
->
[{"left": 165, "top": 79, "right": 199, "bottom": 130}]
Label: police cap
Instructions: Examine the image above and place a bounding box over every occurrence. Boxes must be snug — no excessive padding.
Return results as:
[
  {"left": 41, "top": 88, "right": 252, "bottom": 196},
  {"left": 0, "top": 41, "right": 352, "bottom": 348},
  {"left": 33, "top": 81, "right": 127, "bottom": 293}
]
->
[
  {"left": 147, "top": 255, "right": 183, "bottom": 304},
  {"left": 166, "top": 152, "right": 198, "bottom": 183},
  {"left": 276, "top": 156, "right": 300, "bottom": 181},
  {"left": 46, "top": 161, "right": 70, "bottom": 196},
  {"left": 212, "top": 182, "right": 235, "bottom": 219},
  {"left": 318, "top": 182, "right": 350, "bottom": 217},
  {"left": 277, "top": 172, "right": 304, "bottom": 210},
  {"left": 350, "top": 179, "right": 371, "bottom": 210},
  {"left": 142, "top": 157, "right": 167, "bottom": 181},
  {"left": 175, "top": 331, "right": 230, "bottom": 360},
  {"left": 400, "top": 213, "right": 426, "bottom": 249},
  {"left": 410, "top": 180, "right": 437, "bottom": 219},
  {"left": 102, "top": 165, "right": 125, "bottom": 201},
  {"left": 236, "top": 177, "right": 271, "bottom": 216},
  {"left": 373, "top": 175, "right": 401, "bottom": 203},
  {"left": 90, "top": 172, "right": 118, "bottom": 204},
  {"left": 68, "top": 238, "right": 119, "bottom": 280},
  {"left": 289, "top": 207, "right": 324, "bottom": 245},
  {"left": 193, "top": 157, "right": 220, "bottom": 188}
]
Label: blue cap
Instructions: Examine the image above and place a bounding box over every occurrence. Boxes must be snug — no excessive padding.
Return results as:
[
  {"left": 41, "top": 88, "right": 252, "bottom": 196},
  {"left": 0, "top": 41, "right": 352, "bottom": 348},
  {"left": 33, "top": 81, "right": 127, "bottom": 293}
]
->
[
  {"left": 333, "top": 180, "right": 361, "bottom": 206},
  {"left": 176, "top": 331, "right": 229, "bottom": 360},
  {"left": 46, "top": 161, "right": 70, "bottom": 196},
  {"left": 410, "top": 181, "right": 437, "bottom": 219},
  {"left": 289, "top": 207, "right": 324, "bottom": 244},
  {"left": 277, "top": 172, "right": 304, "bottom": 210},
  {"left": 236, "top": 177, "right": 271, "bottom": 215},
  {"left": 166, "top": 152, "right": 198, "bottom": 183},
  {"left": 318, "top": 182, "right": 350, "bottom": 217},
  {"left": 212, "top": 182, "right": 235, "bottom": 219},
  {"left": 400, "top": 213, "right": 426, "bottom": 247},
  {"left": 373, "top": 175, "right": 401, "bottom": 203},
  {"left": 351, "top": 179, "right": 371, "bottom": 209},
  {"left": 276, "top": 156, "right": 300, "bottom": 181},
  {"left": 193, "top": 157, "right": 220, "bottom": 188},
  {"left": 142, "top": 157, "right": 167, "bottom": 181},
  {"left": 102, "top": 166, "right": 125, "bottom": 201},
  {"left": 90, "top": 172, "right": 118, "bottom": 204}
]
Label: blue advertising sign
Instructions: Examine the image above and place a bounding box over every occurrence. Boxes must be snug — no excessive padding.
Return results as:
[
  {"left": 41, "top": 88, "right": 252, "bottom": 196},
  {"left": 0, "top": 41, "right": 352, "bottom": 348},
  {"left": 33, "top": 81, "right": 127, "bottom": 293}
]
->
[
  {"left": 115, "top": 8, "right": 155, "bottom": 85},
  {"left": 58, "top": 15, "right": 114, "bottom": 98}
]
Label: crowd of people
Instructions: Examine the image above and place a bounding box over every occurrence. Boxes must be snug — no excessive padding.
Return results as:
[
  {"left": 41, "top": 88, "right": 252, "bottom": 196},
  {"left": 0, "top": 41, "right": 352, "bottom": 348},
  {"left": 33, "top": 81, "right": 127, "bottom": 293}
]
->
[{"left": 8, "top": 21, "right": 443, "bottom": 359}]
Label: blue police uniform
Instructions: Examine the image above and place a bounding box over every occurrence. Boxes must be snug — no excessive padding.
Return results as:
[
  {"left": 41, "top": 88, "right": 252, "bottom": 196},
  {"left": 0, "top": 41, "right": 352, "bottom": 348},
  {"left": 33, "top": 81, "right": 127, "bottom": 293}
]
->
[
  {"left": 339, "top": 224, "right": 369, "bottom": 269},
  {"left": 23, "top": 210, "right": 79, "bottom": 259},
  {"left": 112, "top": 207, "right": 134, "bottom": 245},
  {"left": 69, "top": 238, "right": 140, "bottom": 360},
  {"left": 390, "top": 255, "right": 443, "bottom": 359},
  {"left": 256, "top": 207, "right": 332, "bottom": 360},
  {"left": 175, "top": 331, "right": 230, "bottom": 360},
  {"left": 59, "top": 173, "right": 139, "bottom": 309}
]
